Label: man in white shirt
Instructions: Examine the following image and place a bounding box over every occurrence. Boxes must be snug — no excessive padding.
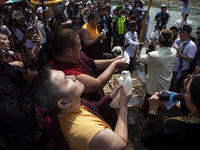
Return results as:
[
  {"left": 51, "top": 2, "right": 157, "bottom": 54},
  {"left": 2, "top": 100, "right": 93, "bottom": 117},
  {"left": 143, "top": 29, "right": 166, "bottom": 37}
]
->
[
  {"left": 170, "top": 25, "right": 197, "bottom": 93},
  {"left": 138, "top": 29, "right": 177, "bottom": 125},
  {"left": 175, "top": 12, "right": 193, "bottom": 31},
  {"left": 124, "top": 21, "right": 143, "bottom": 72}
]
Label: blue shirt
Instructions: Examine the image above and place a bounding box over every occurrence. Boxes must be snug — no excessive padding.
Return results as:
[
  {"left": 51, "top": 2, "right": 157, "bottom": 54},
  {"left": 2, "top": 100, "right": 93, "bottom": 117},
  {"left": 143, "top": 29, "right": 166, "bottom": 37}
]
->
[
  {"left": 141, "top": 9, "right": 150, "bottom": 24},
  {"left": 155, "top": 11, "right": 169, "bottom": 27}
]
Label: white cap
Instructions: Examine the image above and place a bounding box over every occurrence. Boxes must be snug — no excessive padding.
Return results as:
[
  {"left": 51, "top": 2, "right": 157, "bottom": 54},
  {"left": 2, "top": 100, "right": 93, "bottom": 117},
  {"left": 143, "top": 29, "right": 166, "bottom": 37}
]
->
[
  {"left": 161, "top": 4, "right": 166, "bottom": 7},
  {"left": 37, "top": 6, "right": 48, "bottom": 14},
  {"left": 65, "top": 2, "right": 69, "bottom": 6},
  {"left": 12, "top": 10, "right": 25, "bottom": 20},
  {"left": 86, "top": 1, "right": 91, "bottom": 5}
]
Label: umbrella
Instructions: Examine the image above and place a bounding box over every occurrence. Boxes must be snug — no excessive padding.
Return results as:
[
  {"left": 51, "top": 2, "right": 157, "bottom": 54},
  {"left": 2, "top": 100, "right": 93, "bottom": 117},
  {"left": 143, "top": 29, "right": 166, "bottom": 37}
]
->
[
  {"left": 30, "top": 0, "right": 64, "bottom": 5},
  {"left": 3, "top": 0, "right": 23, "bottom": 5},
  {"left": 0, "top": 0, "right": 9, "bottom": 6}
]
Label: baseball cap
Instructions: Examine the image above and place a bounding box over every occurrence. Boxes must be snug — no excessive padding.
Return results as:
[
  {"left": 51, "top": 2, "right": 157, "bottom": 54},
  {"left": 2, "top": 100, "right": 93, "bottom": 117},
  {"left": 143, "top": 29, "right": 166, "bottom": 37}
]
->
[
  {"left": 65, "top": 2, "right": 69, "bottom": 6},
  {"left": 37, "top": 6, "right": 48, "bottom": 14},
  {"left": 161, "top": 4, "right": 166, "bottom": 7},
  {"left": 12, "top": 10, "right": 25, "bottom": 20},
  {"left": 86, "top": 1, "right": 91, "bottom": 5},
  {"left": 116, "top": 5, "right": 123, "bottom": 11}
]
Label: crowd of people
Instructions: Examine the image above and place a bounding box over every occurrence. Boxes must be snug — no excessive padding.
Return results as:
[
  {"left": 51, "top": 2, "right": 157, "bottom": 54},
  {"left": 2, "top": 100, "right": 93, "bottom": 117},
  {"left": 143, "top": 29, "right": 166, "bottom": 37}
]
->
[{"left": 0, "top": 0, "right": 200, "bottom": 149}]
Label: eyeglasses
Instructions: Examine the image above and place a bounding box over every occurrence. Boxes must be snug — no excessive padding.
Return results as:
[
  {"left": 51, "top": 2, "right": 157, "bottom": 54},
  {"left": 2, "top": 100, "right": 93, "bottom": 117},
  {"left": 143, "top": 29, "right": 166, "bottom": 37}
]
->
[
  {"left": 196, "top": 32, "right": 200, "bottom": 34},
  {"left": 28, "top": 13, "right": 33, "bottom": 16},
  {"left": 75, "top": 18, "right": 81, "bottom": 20},
  {"left": 78, "top": 7, "right": 83, "bottom": 9}
]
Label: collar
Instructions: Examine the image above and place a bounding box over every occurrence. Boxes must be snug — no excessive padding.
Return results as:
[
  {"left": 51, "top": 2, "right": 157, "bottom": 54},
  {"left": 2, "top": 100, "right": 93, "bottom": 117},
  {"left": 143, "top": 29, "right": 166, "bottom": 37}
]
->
[{"left": 88, "top": 22, "right": 97, "bottom": 29}]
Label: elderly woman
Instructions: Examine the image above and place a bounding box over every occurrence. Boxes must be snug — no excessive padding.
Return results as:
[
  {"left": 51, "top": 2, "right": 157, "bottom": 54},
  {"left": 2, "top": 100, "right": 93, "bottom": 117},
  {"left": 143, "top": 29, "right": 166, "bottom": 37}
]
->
[
  {"left": 141, "top": 69, "right": 200, "bottom": 149},
  {"left": 0, "top": 32, "right": 39, "bottom": 68}
]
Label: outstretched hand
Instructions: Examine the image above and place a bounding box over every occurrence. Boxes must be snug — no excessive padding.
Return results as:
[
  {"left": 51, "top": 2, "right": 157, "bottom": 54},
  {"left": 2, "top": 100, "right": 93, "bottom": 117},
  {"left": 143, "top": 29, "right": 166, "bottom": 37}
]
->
[
  {"left": 182, "top": 67, "right": 200, "bottom": 91},
  {"left": 110, "top": 85, "right": 123, "bottom": 99},
  {"left": 148, "top": 92, "right": 162, "bottom": 109}
]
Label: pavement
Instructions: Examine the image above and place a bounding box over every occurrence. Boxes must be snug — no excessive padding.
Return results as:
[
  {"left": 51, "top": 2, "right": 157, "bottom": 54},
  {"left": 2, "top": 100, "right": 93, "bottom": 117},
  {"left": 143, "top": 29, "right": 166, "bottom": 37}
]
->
[{"left": 125, "top": 62, "right": 148, "bottom": 150}]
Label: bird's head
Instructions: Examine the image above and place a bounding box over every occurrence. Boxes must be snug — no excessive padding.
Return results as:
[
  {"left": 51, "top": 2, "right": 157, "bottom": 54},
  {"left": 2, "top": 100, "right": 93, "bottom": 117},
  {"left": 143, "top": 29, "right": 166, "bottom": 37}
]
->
[{"left": 121, "top": 70, "right": 130, "bottom": 77}]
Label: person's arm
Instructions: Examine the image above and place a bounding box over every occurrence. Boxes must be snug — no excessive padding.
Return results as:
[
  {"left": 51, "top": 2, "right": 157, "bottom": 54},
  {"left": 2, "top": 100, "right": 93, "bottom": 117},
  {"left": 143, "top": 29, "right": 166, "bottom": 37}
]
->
[
  {"left": 141, "top": 93, "right": 166, "bottom": 149},
  {"left": 81, "top": 28, "right": 104, "bottom": 47},
  {"left": 126, "top": 33, "right": 140, "bottom": 47},
  {"left": 178, "top": 44, "right": 197, "bottom": 62},
  {"left": 154, "top": 14, "right": 160, "bottom": 21},
  {"left": 162, "top": 19, "right": 169, "bottom": 29},
  {"left": 76, "top": 59, "right": 128, "bottom": 94},
  {"left": 90, "top": 88, "right": 132, "bottom": 150},
  {"left": 138, "top": 47, "right": 152, "bottom": 65},
  {"left": 94, "top": 56, "right": 124, "bottom": 72},
  {"left": 178, "top": 53, "right": 193, "bottom": 62},
  {"left": 60, "top": 20, "right": 72, "bottom": 28}
]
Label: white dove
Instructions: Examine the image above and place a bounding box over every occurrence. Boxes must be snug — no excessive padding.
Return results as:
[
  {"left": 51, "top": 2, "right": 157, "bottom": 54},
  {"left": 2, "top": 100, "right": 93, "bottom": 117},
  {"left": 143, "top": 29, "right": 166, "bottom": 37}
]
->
[
  {"left": 100, "top": 29, "right": 106, "bottom": 43},
  {"left": 110, "top": 71, "right": 132, "bottom": 109},
  {"left": 121, "top": 51, "right": 130, "bottom": 64}
]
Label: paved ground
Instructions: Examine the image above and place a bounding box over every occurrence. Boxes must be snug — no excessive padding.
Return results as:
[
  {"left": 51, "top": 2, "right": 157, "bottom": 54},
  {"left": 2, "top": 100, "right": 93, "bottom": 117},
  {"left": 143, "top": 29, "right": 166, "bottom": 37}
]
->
[{"left": 125, "top": 62, "right": 148, "bottom": 150}]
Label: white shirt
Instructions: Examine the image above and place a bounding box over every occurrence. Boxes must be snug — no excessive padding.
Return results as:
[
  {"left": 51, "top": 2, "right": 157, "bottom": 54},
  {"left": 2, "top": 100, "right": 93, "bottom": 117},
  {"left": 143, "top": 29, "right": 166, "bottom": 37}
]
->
[
  {"left": 124, "top": 31, "right": 140, "bottom": 57},
  {"left": 172, "top": 38, "right": 197, "bottom": 71},
  {"left": 36, "top": 20, "right": 51, "bottom": 45},
  {"left": 175, "top": 19, "right": 193, "bottom": 29},
  {"left": 139, "top": 46, "right": 177, "bottom": 95}
]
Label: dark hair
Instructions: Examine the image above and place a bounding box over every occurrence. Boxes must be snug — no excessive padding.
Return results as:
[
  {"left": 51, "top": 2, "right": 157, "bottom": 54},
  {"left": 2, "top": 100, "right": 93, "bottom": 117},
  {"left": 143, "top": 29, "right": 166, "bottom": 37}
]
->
[
  {"left": 180, "top": 25, "right": 192, "bottom": 33},
  {"left": 73, "top": 12, "right": 84, "bottom": 27},
  {"left": 52, "top": 28, "right": 78, "bottom": 57},
  {"left": 170, "top": 26, "right": 178, "bottom": 32},
  {"left": 128, "top": 20, "right": 137, "bottom": 28},
  {"left": 158, "top": 29, "right": 174, "bottom": 47},
  {"left": 88, "top": 12, "right": 99, "bottom": 21},
  {"left": 30, "top": 68, "right": 67, "bottom": 112},
  {"left": 197, "top": 27, "right": 200, "bottom": 30},
  {"left": 189, "top": 74, "right": 200, "bottom": 111}
]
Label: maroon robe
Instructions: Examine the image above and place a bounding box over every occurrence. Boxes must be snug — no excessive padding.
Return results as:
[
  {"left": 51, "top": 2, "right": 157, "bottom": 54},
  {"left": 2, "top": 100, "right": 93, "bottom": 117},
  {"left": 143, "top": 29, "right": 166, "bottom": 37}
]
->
[{"left": 50, "top": 51, "right": 105, "bottom": 102}]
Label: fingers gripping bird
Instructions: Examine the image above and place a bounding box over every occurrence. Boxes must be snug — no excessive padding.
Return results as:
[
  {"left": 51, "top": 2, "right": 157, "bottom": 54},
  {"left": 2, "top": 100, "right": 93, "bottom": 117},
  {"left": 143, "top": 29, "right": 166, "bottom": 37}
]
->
[{"left": 110, "top": 71, "right": 132, "bottom": 109}]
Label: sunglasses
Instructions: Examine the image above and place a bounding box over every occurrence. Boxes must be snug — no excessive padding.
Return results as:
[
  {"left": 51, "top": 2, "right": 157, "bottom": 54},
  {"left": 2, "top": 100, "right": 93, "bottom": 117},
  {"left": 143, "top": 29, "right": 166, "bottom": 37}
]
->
[
  {"left": 75, "top": 18, "right": 81, "bottom": 20},
  {"left": 196, "top": 32, "right": 200, "bottom": 34}
]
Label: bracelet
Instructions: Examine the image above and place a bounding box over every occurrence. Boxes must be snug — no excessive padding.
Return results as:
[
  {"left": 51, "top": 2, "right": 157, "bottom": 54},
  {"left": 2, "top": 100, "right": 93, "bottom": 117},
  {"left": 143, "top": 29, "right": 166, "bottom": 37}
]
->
[{"left": 148, "top": 108, "right": 158, "bottom": 115}]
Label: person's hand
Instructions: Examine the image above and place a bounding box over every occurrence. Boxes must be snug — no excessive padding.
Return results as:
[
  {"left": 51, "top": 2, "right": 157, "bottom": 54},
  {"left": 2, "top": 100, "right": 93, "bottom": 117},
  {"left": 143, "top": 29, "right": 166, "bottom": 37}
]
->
[
  {"left": 119, "top": 87, "right": 132, "bottom": 107},
  {"left": 23, "top": 68, "right": 38, "bottom": 85},
  {"left": 182, "top": 67, "right": 200, "bottom": 91},
  {"left": 110, "top": 85, "right": 123, "bottom": 99},
  {"left": 26, "top": 49, "right": 36, "bottom": 60},
  {"left": 21, "top": 46, "right": 33, "bottom": 66},
  {"left": 144, "top": 41, "right": 149, "bottom": 48},
  {"left": 0, "top": 49, "right": 5, "bottom": 62},
  {"left": 31, "top": 34, "right": 40, "bottom": 45},
  {"left": 139, "top": 42, "right": 144, "bottom": 47},
  {"left": 151, "top": 38, "right": 157, "bottom": 48},
  {"left": 113, "top": 59, "right": 129, "bottom": 70},
  {"left": 9, "top": 61, "right": 24, "bottom": 68},
  {"left": 148, "top": 92, "right": 162, "bottom": 109},
  {"left": 98, "top": 33, "right": 106, "bottom": 41},
  {"left": 113, "top": 55, "right": 124, "bottom": 61},
  {"left": 24, "top": 29, "right": 32, "bottom": 38}
]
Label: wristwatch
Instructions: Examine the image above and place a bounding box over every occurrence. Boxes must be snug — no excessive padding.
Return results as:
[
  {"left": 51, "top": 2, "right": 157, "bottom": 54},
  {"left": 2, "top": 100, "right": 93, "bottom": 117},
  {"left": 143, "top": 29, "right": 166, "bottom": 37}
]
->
[{"left": 148, "top": 108, "right": 158, "bottom": 115}]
